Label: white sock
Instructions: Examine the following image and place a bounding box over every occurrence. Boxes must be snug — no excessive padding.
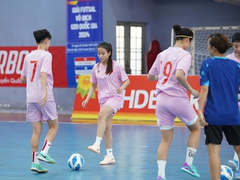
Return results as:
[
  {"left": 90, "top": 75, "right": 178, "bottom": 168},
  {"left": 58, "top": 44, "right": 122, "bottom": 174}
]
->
[
  {"left": 234, "top": 151, "right": 239, "bottom": 162},
  {"left": 185, "top": 147, "right": 197, "bottom": 165},
  {"left": 106, "top": 149, "right": 113, "bottom": 157},
  {"left": 41, "top": 140, "right": 52, "bottom": 155},
  {"left": 32, "top": 151, "right": 40, "bottom": 164},
  {"left": 157, "top": 160, "right": 166, "bottom": 178},
  {"left": 94, "top": 136, "right": 102, "bottom": 147}
]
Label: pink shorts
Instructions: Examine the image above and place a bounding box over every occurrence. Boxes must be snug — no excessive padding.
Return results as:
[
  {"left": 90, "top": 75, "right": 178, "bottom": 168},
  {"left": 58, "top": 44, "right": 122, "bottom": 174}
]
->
[
  {"left": 156, "top": 93, "right": 197, "bottom": 130},
  {"left": 100, "top": 97, "right": 124, "bottom": 115},
  {"left": 26, "top": 102, "right": 58, "bottom": 122}
]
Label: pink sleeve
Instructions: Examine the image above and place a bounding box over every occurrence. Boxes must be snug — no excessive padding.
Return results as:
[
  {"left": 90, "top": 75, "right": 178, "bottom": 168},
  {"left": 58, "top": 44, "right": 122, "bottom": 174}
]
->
[
  {"left": 117, "top": 63, "right": 128, "bottom": 82},
  {"left": 149, "top": 54, "right": 161, "bottom": 75},
  {"left": 176, "top": 53, "right": 191, "bottom": 75},
  {"left": 41, "top": 53, "right": 52, "bottom": 74},
  {"left": 90, "top": 65, "right": 97, "bottom": 84}
]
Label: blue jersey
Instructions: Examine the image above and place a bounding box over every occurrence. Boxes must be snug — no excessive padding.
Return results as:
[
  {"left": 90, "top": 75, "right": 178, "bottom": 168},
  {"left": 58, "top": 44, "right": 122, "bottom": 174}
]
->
[{"left": 200, "top": 57, "right": 240, "bottom": 125}]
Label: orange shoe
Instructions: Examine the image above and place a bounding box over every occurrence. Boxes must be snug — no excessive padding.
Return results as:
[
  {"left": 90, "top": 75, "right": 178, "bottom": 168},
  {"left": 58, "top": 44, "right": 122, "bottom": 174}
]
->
[
  {"left": 100, "top": 156, "right": 115, "bottom": 165},
  {"left": 88, "top": 144, "right": 100, "bottom": 154}
]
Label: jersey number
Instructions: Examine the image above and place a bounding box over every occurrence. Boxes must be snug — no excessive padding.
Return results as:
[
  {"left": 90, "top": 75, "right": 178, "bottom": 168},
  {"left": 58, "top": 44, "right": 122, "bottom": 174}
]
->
[
  {"left": 30, "top": 61, "right": 37, "bottom": 82},
  {"left": 161, "top": 61, "right": 173, "bottom": 85}
]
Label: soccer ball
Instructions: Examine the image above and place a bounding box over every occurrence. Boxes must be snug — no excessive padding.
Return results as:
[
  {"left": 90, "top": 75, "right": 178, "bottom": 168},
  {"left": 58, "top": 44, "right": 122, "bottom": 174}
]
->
[
  {"left": 67, "top": 153, "right": 84, "bottom": 170},
  {"left": 221, "top": 165, "right": 233, "bottom": 180}
]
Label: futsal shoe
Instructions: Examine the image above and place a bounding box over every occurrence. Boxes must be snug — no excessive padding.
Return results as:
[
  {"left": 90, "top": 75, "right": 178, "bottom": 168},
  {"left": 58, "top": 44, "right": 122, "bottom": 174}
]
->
[
  {"left": 88, "top": 144, "right": 100, "bottom": 154},
  {"left": 227, "top": 159, "right": 239, "bottom": 171},
  {"left": 156, "top": 176, "right": 166, "bottom": 180},
  {"left": 235, "top": 170, "right": 240, "bottom": 179},
  {"left": 99, "top": 155, "right": 115, "bottom": 165},
  {"left": 181, "top": 162, "right": 200, "bottom": 178},
  {"left": 38, "top": 152, "right": 56, "bottom": 164},
  {"left": 31, "top": 162, "right": 48, "bottom": 173}
]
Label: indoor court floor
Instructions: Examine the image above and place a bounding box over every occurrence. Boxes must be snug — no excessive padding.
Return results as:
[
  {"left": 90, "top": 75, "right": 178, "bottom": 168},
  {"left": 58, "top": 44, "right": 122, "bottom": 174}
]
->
[{"left": 0, "top": 115, "right": 236, "bottom": 180}]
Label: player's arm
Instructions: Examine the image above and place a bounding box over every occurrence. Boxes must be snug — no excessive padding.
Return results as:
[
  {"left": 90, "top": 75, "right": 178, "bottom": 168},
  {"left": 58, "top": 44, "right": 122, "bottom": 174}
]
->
[
  {"left": 82, "top": 83, "right": 97, "bottom": 108},
  {"left": 198, "top": 86, "right": 208, "bottom": 112},
  {"left": 39, "top": 72, "right": 47, "bottom": 106},
  {"left": 20, "top": 76, "right": 26, "bottom": 83},
  {"left": 175, "top": 69, "right": 199, "bottom": 98},
  {"left": 117, "top": 79, "right": 130, "bottom": 94},
  {"left": 198, "top": 85, "right": 209, "bottom": 126}
]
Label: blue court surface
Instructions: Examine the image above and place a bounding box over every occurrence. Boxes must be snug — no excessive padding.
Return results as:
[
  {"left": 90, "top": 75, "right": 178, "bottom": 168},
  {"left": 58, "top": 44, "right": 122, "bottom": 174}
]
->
[{"left": 0, "top": 121, "right": 235, "bottom": 180}]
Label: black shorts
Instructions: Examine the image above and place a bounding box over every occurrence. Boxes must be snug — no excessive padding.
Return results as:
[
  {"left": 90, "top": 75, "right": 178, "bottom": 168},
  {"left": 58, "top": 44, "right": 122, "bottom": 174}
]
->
[{"left": 204, "top": 124, "right": 240, "bottom": 145}]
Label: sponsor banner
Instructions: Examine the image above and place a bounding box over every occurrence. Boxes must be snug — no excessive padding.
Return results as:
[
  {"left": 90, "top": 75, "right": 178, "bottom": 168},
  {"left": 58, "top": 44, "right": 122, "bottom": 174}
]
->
[
  {"left": 72, "top": 75, "right": 200, "bottom": 124},
  {"left": 66, "top": 0, "right": 103, "bottom": 87},
  {"left": 0, "top": 46, "right": 67, "bottom": 87}
]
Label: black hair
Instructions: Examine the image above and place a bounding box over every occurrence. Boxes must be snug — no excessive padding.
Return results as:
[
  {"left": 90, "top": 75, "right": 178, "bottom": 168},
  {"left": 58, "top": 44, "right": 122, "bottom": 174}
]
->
[
  {"left": 97, "top": 42, "right": 113, "bottom": 75},
  {"left": 173, "top": 24, "right": 194, "bottom": 42},
  {"left": 208, "top": 33, "right": 232, "bottom": 54},
  {"left": 232, "top": 32, "right": 240, "bottom": 43},
  {"left": 33, "top": 29, "right": 52, "bottom": 44}
]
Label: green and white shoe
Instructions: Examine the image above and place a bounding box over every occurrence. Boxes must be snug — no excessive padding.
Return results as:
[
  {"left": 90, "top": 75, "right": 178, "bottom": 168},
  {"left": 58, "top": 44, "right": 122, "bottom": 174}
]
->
[
  {"left": 38, "top": 152, "right": 56, "bottom": 164},
  {"left": 31, "top": 163, "right": 48, "bottom": 173}
]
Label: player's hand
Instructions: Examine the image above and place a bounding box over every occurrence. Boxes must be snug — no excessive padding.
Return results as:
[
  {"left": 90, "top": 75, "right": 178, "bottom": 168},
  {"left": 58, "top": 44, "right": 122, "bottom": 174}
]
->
[
  {"left": 191, "top": 89, "right": 199, "bottom": 99},
  {"left": 117, "top": 87, "right": 123, "bottom": 94},
  {"left": 198, "top": 111, "right": 208, "bottom": 126},
  {"left": 39, "top": 93, "right": 47, "bottom": 106},
  {"left": 82, "top": 99, "right": 89, "bottom": 108}
]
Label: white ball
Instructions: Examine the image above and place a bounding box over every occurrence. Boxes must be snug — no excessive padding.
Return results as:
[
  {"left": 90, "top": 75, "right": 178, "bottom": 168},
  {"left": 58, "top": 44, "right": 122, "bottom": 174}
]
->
[
  {"left": 67, "top": 153, "right": 84, "bottom": 170},
  {"left": 221, "top": 165, "right": 233, "bottom": 180}
]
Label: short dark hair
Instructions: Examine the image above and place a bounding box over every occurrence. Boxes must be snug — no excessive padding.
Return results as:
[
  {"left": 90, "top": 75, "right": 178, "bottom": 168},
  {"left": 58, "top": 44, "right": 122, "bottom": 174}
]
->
[
  {"left": 232, "top": 32, "right": 240, "bottom": 43},
  {"left": 208, "top": 33, "right": 232, "bottom": 54},
  {"left": 33, "top": 29, "right": 52, "bottom": 44}
]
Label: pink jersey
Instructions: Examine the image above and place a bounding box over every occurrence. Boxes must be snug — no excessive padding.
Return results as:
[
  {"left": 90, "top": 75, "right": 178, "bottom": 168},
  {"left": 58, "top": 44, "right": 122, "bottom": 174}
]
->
[
  {"left": 21, "top": 50, "right": 55, "bottom": 103},
  {"left": 149, "top": 47, "right": 191, "bottom": 98},
  {"left": 90, "top": 60, "right": 129, "bottom": 104},
  {"left": 227, "top": 52, "right": 240, "bottom": 63}
]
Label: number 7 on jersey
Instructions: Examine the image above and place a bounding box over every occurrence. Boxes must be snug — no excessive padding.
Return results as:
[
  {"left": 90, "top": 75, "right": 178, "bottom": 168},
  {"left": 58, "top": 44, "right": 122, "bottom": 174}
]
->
[{"left": 30, "top": 60, "right": 37, "bottom": 82}]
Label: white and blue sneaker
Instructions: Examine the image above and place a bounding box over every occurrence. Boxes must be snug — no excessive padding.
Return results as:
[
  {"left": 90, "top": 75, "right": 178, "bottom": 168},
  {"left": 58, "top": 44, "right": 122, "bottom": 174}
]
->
[{"left": 227, "top": 159, "right": 239, "bottom": 171}]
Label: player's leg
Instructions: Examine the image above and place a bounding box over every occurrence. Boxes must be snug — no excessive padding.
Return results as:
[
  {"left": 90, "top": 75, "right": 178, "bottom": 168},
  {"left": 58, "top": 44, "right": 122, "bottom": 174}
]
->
[
  {"left": 38, "top": 102, "right": 58, "bottom": 164},
  {"left": 227, "top": 151, "right": 239, "bottom": 171},
  {"left": 88, "top": 105, "right": 114, "bottom": 154},
  {"left": 207, "top": 144, "right": 221, "bottom": 180},
  {"left": 181, "top": 120, "right": 201, "bottom": 177},
  {"left": 156, "top": 128, "right": 174, "bottom": 180},
  {"left": 234, "top": 146, "right": 240, "bottom": 179},
  {"left": 100, "top": 114, "right": 116, "bottom": 165},
  {"left": 27, "top": 103, "right": 48, "bottom": 173},
  {"left": 229, "top": 106, "right": 240, "bottom": 171},
  {"left": 205, "top": 124, "right": 223, "bottom": 180},
  {"left": 171, "top": 97, "right": 200, "bottom": 178},
  {"left": 156, "top": 93, "right": 174, "bottom": 180},
  {"left": 225, "top": 125, "right": 240, "bottom": 179}
]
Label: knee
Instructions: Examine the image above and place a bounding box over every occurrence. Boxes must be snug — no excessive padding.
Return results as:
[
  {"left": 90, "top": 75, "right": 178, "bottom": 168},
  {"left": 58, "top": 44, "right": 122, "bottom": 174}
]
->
[
  {"left": 33, "top": 128, "right": 42, "bottom": 136},
  {"left": 189, "top": 123, "right": 201, "bottom": 132},
  {"left": 98, "top": 112, "right": 107, "bottom": 121},
  {"left": 49, "top": 123, "right": 58, "bottom": 131}
]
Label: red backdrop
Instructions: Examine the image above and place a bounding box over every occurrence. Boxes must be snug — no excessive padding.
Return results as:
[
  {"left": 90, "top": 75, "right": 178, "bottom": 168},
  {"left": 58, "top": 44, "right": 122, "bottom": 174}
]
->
[{"left": 0, "top": 46, "right": 67, "bottom": 87}]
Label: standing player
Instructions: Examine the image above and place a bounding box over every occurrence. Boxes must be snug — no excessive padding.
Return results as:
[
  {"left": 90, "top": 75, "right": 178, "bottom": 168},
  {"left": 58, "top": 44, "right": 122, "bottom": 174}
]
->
[
  {"left": 20, "top": 29, "right": 58, "bottom": 173},
  {"left": 226, "top": 32, "right": 240, "bottom": 175},
  {"left": 82, "top": 42, "right": 130, "bottom": 165},
  {"left": 198, "top": 33, "right": 240, "bottom": 180},
  {"left": 147, "top": 24, "right": 201, "bottom": 180}
]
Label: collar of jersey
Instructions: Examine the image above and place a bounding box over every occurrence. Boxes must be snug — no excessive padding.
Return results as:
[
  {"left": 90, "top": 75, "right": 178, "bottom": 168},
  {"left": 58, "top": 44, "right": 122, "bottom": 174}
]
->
[{"left": 212, "top": 56, "right": 228, "bottom": 60}]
